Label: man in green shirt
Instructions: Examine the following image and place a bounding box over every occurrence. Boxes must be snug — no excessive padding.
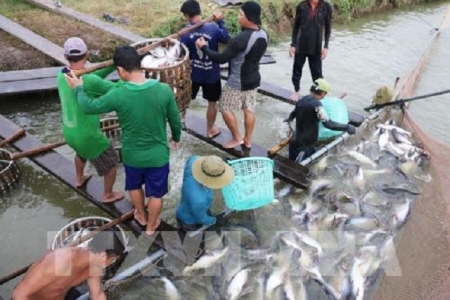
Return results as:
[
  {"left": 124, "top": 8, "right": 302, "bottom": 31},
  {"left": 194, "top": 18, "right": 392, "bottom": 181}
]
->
[
  {"left": 58, "top": 37, "right": 124, "bottom": 203},
  {"left": 65, "top": 46, "right": 182, "bottom": 235}
]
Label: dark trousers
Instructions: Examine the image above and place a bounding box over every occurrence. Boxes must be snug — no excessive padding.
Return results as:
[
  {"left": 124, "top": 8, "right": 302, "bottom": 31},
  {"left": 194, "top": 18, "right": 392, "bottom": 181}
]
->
[
  {"left": 291, "top": 53, "right": 323, "bottom": 92},
  {"left": 289, "top": 142, "right": 316, "bottom": 163}
]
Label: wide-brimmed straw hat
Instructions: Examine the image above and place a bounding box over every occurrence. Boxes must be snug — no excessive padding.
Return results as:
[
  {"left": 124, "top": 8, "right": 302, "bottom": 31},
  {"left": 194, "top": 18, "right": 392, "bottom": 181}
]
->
[
  {"left": 372, "top": 86, "right": 394, "bottom": 105},
  {"left": 192, "top": 156, "right": 235, "bottom": 189}
]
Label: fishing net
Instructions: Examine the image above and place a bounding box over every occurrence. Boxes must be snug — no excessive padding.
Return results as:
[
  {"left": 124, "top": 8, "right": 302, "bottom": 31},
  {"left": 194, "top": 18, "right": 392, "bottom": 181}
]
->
[{"left": 373, "top": 7, "right": 450, "bottom": 300}]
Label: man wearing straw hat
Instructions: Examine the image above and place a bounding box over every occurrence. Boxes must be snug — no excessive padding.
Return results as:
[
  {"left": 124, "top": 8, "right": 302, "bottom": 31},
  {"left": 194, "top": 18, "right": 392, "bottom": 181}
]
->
[
  {"left": 176, "top": 155, "right": 234, "bottom": 231},
  {"left": 58, "top": 37, "right": 124, "bottom": 204}
]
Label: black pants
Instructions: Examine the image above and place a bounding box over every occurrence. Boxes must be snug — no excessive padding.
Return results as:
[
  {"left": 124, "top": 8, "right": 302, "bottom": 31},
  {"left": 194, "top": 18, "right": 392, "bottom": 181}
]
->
[
  {"left": 289, "top": 142, "right": 316, "bottom": 163},
  {"left": 291, "top": 53, "right": 323, "bottom": 92}
]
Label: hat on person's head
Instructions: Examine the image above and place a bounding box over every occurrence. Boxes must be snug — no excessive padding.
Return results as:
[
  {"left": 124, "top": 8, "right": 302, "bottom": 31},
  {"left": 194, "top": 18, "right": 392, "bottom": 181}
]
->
[
  {"left": 312, "top": 78, "right": 331, "bottom": 93},
  {"left": 241, "top": 1, "right": 262, "bottom": 26},
  {"left": 64, "top": 37, "right": 87, "bottom": 56},
  {"left": 192, "top": 155, "right": 235, "bottom": 189},
  {"left": 372, "top": 85, "right": 394, "bottom": 105}
]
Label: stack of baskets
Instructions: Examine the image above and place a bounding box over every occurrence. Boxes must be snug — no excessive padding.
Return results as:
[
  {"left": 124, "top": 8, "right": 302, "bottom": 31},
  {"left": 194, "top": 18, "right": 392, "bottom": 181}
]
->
[
  {"left": 222, "top": 157, "right": 275, "bottom": 211},
  {"left": 0, "top": 148, "right": 20, "bottom": 194},
  {"left": 131, "top": 38, "right": 192, "bottom": 113}
]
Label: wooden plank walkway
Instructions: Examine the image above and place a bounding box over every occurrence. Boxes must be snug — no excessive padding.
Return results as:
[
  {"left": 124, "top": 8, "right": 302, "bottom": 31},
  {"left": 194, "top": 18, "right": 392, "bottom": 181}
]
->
[
  {"left": 184, "top": 113, "right": 311, "bottom": 188},
  {"left": 0, "top": 115, "right": 200, "bottom": 265},
  {"left": 0, "top": 15, "right": 66, "bottom": 65}
]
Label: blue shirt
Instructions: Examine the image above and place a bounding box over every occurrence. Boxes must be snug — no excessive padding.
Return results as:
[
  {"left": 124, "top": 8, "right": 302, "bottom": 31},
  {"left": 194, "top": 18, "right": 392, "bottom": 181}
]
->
[
  {"left": 180, "top": 20, "right": 229, "bottom": 84},
  {"left": 176, "top": 156, "right": 216, "bottom": 226},
  {"left": 318, "top": 97, "right": 349, "bottom": 140}
]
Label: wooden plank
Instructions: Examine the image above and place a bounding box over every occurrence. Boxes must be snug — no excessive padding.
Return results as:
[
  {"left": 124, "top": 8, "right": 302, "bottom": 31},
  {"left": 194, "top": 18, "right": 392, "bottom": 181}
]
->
[
  {"left": 184, "top": 113, "right": 311, "bottom": 188},
  {"left": 0, "top": 73, "right": 120, "bottom": 95},
  {"left": 25, "top": 0, "right": 145, "bottom": 43},
  {"left": 0, "top": 15, "right": 66, "bottom": 65},
  {"left": 0, "top": 67, "right": 61, "bottom": 83},
  {"left": 0, "top": 115, "right": 199, "bottom": 264}
]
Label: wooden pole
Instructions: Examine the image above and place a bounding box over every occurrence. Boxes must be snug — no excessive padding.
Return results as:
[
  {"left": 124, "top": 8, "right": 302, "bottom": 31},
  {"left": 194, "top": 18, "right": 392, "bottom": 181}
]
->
[
  {"left": 0, "top": 210, "right": 134, "bottom": 285},
  {"left": 0, "top": 128, "right": 25, "bottom": 148},
  {"left": 10, "top": 124, "right": 120, "bottom": 160},
  {"left": 73, "top": 15, "right": 215, "bottom": 77}
]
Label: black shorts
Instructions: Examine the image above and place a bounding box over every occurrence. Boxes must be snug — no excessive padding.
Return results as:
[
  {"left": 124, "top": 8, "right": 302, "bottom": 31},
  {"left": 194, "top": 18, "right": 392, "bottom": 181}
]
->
[{"left": 191, "top": 80, "right": 222, "bottom": 102}]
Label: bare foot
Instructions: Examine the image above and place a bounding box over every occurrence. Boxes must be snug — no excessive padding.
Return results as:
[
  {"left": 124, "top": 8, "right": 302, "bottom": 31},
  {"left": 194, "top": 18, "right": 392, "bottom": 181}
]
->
[
  {"left": 102, "top": 191, "right": 125, "bottom": 203},
  {"left": 134, "top": 209, "right": 147, "bottom": 226},
  {"left": 75, "top": 174, "right": 92, "bottom": 188},
  {"left": 290, "top": 91, "right": 300, "bottom": 102},
  {"left": 145, "top": 218, "right": 161, "bottom": 235},
  {"left": 222, "top": 139, "right": 243, "bottom": 149},
  {"left": 207, "top": 127, "right": 221, "bottom": 139}
]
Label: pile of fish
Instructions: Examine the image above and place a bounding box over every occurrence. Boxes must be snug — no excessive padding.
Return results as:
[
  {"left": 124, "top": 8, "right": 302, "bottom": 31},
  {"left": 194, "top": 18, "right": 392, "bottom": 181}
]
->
[
  {"left": 141, "top": 41, "right": 182, "bottom": 69},
  {"left": 116, "top": 120, "right": 430, "bottom": 300}
]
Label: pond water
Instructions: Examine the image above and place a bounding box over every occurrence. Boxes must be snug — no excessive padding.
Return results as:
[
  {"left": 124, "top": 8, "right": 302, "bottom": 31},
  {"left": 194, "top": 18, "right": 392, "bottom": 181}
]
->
[{"left": 0, "top": 1, "right": 449, "bottom": 299}]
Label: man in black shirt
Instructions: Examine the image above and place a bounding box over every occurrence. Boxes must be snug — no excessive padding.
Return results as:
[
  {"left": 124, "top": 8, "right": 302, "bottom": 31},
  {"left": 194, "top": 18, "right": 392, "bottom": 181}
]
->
[
  {"left": 284, "top": 78, "right": 355, "bottom": 162},
  {"left": 289, "top": 0, "right": 332, "bottom": 101},
  {"left": 196, "top": 1, "right": 268, "bottom": 151}
]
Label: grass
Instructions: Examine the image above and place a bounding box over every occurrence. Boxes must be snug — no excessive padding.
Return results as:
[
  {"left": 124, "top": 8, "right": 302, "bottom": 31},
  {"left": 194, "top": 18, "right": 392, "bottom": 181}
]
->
[{"left": 0, "top": 0, "right": 441, "bottom": 71}]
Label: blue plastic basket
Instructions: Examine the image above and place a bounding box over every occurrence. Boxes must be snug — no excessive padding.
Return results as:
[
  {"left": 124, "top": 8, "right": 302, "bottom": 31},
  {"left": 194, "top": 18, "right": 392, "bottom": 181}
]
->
[{"left": 222, "top": 157, "right": 275, "bottom": 211}]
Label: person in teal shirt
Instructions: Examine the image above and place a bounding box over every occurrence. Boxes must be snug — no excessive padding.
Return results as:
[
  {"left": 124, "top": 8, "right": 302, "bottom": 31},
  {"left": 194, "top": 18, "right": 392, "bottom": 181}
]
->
[
  {"left": 65, "top": 46, "right": 182, "bottom": 235},
  {"left": 176, "top": 155, "right": 234, "bottom": 231},
  {"left": 58, "top": 37, "right": 124, "bottom": 203}
]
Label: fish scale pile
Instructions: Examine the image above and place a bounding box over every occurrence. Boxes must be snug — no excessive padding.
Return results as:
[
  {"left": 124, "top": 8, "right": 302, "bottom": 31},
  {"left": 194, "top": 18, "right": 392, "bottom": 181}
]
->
[{"left": 116, "top": 120, "right": 431, "bottom": 300}]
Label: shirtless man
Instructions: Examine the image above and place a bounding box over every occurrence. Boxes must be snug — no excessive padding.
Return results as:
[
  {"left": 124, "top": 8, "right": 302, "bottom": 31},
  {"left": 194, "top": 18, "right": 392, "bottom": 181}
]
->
[{"left": 12, "top": 228, "right": 124, "bottom": 300}]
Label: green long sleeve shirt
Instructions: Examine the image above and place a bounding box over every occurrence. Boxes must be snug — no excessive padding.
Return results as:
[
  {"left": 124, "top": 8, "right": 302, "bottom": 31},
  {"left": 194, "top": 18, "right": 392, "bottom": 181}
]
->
[
  {"left": 58, "top": 66, "right": 117, "bottom": 159},
  {"left": 75, "top": 79, "right": 182, "bottom": 168}
]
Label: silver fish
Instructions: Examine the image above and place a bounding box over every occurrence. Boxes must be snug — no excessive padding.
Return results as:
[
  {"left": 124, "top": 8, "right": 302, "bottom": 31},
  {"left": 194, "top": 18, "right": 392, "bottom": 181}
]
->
[
  {"left": 361, "top": 191, "right": 388, "bottom": 207},
  {"left": 376, "top": 124, "right": 412, "bottom": 137},
  {"left": 227, "top": 268, "right": 251, "bottom": 300},
  {"left": 344, "top": 215, "right": 379, "bottom": 231},
  {"left": 384, "top": 142, "right": 405, "bottom": 157},
  {"left": 378, "top": 129, "right": 390, "bottom": 153},
  {"left": 160, "top": 277, "right": 181, "bottom": 300},
  {"left": 182, "top": 247, "right": 228, "bottom": 275},
  {"left": 389, "top": 200, "right": 411, "bottom": 230},
  {"left": 265, "top": 268, "right": 285, "bottom": 298},
  {"left": 354, "top": 166, "right": 365, "bottom": 189},
  {"left": 350, "top": 258, "right": 365, "bottom": 300},
  {"left": 377, "top": 183, "right": 420, "bottom": 195},
  {"left": 391, "top": 128, "right": 413, "bottom": 145},
  {"left": 347, "top": 150, "right": 377, "bottom": 168},
  {"left": 141, "top": 55, "right": 168, "bottom": 68}
]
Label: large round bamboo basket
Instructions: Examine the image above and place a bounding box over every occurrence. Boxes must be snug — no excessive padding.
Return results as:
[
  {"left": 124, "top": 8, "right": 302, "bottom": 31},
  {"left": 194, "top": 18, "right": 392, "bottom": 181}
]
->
[
  {"left": 0, "top": 149, "right": 20, "bottom": 194},
  {"left": 131, "top": 38, "right": 192, "bottom": 113},
  {"left": 100, "top": 116, "right": 122, "bottom": 163},
  {"left": 51, "top": 216, "right": 129, "bottom": 279}
]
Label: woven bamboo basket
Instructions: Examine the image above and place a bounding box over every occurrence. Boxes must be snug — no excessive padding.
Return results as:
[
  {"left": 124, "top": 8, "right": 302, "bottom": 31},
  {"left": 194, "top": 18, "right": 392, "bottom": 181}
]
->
[
  {"left": 131, "top": 38, "right": 192, "bottom": 113},
  {"left": 0, "top": 149, "right": 20, "bottom": 194},
  {"left": 100, "top": 117, "right": 122, "bottom": 163},
  {"left": 51, "top": 216, "right": 129, "bottom": 279}
]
